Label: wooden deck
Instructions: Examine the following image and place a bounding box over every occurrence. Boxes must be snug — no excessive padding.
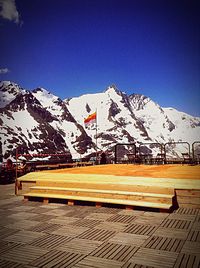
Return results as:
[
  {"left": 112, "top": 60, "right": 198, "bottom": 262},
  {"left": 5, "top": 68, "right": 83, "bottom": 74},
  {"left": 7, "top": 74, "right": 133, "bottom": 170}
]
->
[
  {"left": 0, "top": 183, "right": 200, "bottom": 268},
  {"left": 17, "top": 164, "right": 200, "bottom": 210}
]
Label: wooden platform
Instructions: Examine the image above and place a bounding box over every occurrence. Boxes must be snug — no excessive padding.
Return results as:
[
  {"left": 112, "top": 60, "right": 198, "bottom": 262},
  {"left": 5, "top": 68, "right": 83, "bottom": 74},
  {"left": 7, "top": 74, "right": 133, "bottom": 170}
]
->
[
  {"left": 16, "top": 164, "right": 200, "bottom": 211},
  {"left": 1, "top": 184, "right": 200, "bottom": 268}
]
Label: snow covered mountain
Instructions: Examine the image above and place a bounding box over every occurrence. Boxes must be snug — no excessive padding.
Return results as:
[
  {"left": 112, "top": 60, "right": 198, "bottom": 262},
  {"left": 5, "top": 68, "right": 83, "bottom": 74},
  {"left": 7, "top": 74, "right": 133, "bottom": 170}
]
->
[{"left": 0, "top": 81, "right": 199, "bottom": 160}]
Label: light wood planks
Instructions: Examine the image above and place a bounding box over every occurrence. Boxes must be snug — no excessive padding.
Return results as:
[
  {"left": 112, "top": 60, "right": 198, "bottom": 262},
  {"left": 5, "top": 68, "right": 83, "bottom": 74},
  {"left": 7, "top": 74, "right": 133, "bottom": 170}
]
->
[
  {"left": 17, "top": 164, "right": 200, "bottom": 209},
  {"left": 176, "top": 189, "right": 200, "bottom": 209},
  {"left": 23, "top": 193, "right": 173, "bottom": 210}
]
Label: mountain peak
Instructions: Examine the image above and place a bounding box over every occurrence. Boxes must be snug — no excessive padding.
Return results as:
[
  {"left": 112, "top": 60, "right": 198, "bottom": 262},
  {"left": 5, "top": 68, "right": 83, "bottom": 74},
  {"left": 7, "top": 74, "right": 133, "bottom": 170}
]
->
[
  {"left": 0, "top": 80, "right": 24, "bottom": 108},
  {"left": 32, "top": 87, "right": 51, "bottom": 95},
  {"left": 105, "top": 84, "right": 122, "bottom": 96},
  {"left": 0, "top": 80, "right": 22, "bottom": 91},
  {"left": 32, "top": 87, "right": 62, "bottom": 109}
]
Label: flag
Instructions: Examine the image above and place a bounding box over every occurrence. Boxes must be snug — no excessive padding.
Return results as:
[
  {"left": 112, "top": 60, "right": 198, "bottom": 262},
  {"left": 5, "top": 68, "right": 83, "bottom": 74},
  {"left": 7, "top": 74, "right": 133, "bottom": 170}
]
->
[{"left": 84, "top": 112, "right": 97, "bottom": 127}]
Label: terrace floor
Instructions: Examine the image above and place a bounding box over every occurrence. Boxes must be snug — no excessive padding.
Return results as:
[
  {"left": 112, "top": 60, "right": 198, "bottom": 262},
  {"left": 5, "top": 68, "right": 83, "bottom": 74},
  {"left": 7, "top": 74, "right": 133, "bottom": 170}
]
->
[
  {"left": 0, "top": 183, "right": 200, "bottom": 268},
  {"left": 44, "top": 164, "right": 200, "bottom": 179}
]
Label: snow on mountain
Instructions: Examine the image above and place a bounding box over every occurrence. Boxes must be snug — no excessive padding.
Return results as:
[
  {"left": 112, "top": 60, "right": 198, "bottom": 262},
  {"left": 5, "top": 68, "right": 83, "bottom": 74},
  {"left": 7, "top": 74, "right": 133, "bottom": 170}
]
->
[
  {"left": 163, "top": 107, "right": 200, "bottom": 143},
  {"left": 32, "top": 87, "right": 95, "bottom": 158},
  {"left": 0, "top": 81, "right": 200, "bottom": 160},
  {"left": 32, "top": 88, "right": 70, "bottom": 119},
  {"left": 129, "top": 94, "right": 175, "bottom": 143},
  {"left": 0, "top": 83, "right": 70, "bottom": 159},
  {"left": 66, "top": 85, "right": 150, "bottom": 151},
  {"left": 0, "top": 81, "right": 26, "bottom": 108}
]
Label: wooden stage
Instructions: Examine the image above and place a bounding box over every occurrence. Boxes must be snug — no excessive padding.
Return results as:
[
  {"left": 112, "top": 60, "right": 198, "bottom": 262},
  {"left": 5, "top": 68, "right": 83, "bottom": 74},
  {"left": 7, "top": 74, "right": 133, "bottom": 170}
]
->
[{"left": 16, "top": 164, "right": 200, "bottom": 211}]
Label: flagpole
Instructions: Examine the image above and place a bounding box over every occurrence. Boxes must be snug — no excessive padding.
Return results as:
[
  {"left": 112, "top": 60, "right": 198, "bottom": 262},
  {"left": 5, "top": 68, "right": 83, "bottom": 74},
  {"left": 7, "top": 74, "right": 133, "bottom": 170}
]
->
[
  {"left": 84, "top": 111, "right": 98, "bottom": 164},
  {"left": 95, "top": 109, "right": 98, "bottom": 164}
]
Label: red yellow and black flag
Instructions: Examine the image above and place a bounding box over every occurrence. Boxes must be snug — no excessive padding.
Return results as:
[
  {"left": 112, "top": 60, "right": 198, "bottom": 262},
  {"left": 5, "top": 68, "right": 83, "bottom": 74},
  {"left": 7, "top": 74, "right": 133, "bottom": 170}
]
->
[{"left": 84, "top": 112, "right": 97, "bottom": 127}]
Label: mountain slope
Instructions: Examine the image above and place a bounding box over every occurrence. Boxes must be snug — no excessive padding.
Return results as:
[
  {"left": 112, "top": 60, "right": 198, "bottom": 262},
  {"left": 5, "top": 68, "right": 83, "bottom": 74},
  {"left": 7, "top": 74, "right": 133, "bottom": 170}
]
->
[
  {"left": 0, "top": 81, "right": 199, "bottom": 160},
  {"left": 0, "top": 86, "right": 69, "bottom": 159},
  {"left": 66, "top": 86, "right": 150, "bottom": 150},
  {"left": 163, "top": 107, "right": 200, "bottom": 144},
  {"left": 32, "top": 88, "right": 95, "bottom": 157}
]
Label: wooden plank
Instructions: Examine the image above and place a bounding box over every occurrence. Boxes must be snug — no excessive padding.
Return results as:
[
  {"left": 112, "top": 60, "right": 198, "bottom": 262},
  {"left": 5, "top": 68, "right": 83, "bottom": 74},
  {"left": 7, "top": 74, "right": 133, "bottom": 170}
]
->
[
  {"left": 4, "top": 230, "right": 45, "bottom": 244},
  {"left": 181, "top": 241, "right": 200, "bottom": 255},
  {"left": 134, "top": 214, "right": 168, "bottom": 226},
  {"left": 129, "top": 248, "right": 178, "bottom": 268},
  {"left": 178, "top": 203, "right": 200, "bottom": 209},
  {"left": 46, "top": 191, "right": 172, "bottom": 203},
  {"left": 32, "top": 181, "right": 174, "bottom": 195},
  {"left": 154, "top": 227, "right": 189, "bottom": 239},
  {"left": 7, "top": 211, "right": 38, "bottom": 220},
  {"left": 174, "top": 207, "right": 200, "bottom": 215},
  {"left": 176, "top": 196, "right": 200, "bottom": 205},
  {"left": 161, "top": 218, "right": 192, "bottom": 230},
  {"left": 0, "top": 245, "right": 48, "bottom": 265},
  {"left": 17, "top": 181, "right": 36, "bottom": 195},
  {"left": 23, "top": 192, "right": 173, "bottom": 209},
  {"left": 0, "top": 259, "right": 22, "bottom": 268},
  {"left": 124, "top": 224, "right": 157, "bottom": 236},
  {"left": 51, "top": 225, "right": 88, "bottom": 237},
  {"left": 72, "top": 255, "right": 122, "bottom": 268},
  {"left": 143, "top": 236, "right": 184, "bottom": 252},
  {"left": 107, "top": 214, "right": 136, "bottom": 224},
  {"left": 28, "top": 189, "right": 173, "bottom": 204},
  {"left": 176, "top": 190, "right": 200, "bottom": 197},
  {"left": 109, "top": 232, "right": 148, "bottom": 246},
  {"left": 174, "top": 253, "right": 200, "bottom": 268},
  {"left": 30, "top": 186, "right": 174, "bottom": 197},
  {"left": 28, "top": 222, "right": 62, "bottom": 233},
  {"left": 42, "top": 208, "right": 68, "bottom": 216},
  {"left": 78, "top": 228, "right": 116, "bottom": 242},
  {"left": 168, "top": 213, "right": 196, "bottom": 221},
  {"left": 70, "top": 219, "right": 101, "bottom": 228},
  {"left": 49, "top": 216, "right": 80, "bottom": 226},
  {"left": 95, "top": 222, "right": 128, "bottom": 232},
  {"left": 0, "top": 240, "right": 20, "bottom": 255},
  {"left": 91, "top": 242, "right": 138, "bottom": 262},
  {"left": 0, "top": 228, "right": 19, "bottom": 240},
  {"left": 85, "top": 213, "right": 112, "bottom": 221},
  {"left": 30, "top": 250, "right": 84, "bottom": 268},
  {"left": 6, "top": 219, "right": 41, "bottom": 231},
  {"left": 187, "top": 230, "right": 200, "bottom": 242},
  {"left": 56, "top": 238, "right": 102, "bottom": 254},
  {"left": 30, "top": 233, "right": 72, "bottom": 249}
]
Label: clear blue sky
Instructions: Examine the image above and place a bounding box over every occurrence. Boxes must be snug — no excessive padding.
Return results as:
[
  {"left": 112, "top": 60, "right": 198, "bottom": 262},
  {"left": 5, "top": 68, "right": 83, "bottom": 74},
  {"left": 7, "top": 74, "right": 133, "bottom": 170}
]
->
[{"left": 0, "top": 0, "right": 199, "bottom": 116}]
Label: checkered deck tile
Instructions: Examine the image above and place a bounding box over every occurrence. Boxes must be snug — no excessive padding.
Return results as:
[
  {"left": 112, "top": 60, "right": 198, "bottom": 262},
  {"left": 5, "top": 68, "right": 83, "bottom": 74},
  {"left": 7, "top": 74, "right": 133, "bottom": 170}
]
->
[
  {"left": 0, "top": 184, "right": 200, "bottom": 268},
  {"left": 30, "top": 250, "right": 85, "bottom": 268},
  {"left": 91, "top": 242, "right": 138, "bottom": 262}
]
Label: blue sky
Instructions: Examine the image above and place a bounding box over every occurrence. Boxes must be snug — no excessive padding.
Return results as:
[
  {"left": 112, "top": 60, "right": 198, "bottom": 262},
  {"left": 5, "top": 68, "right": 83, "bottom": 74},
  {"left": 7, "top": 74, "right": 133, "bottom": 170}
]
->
[{"left": 0, "top": 0, "right": 199, "bottom": 116}]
